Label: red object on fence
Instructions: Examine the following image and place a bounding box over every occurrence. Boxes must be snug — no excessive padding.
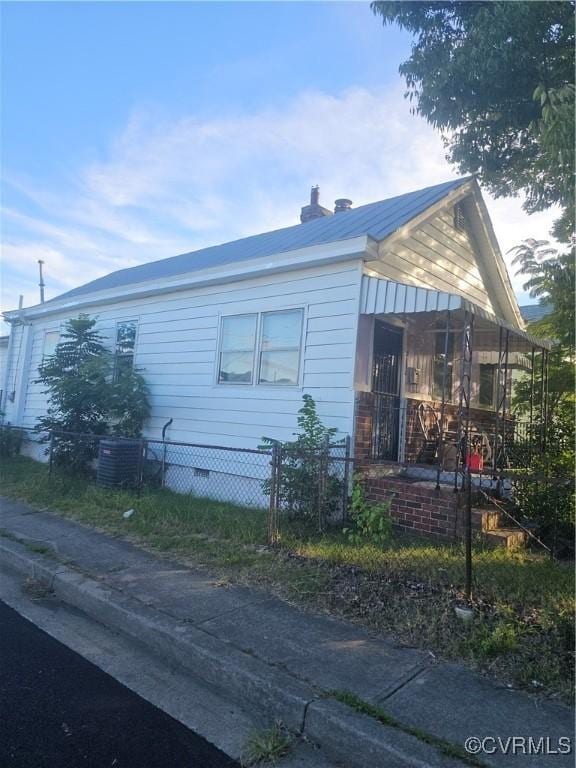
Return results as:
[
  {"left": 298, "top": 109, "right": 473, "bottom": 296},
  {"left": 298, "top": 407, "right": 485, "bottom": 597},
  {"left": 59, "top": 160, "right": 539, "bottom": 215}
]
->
[{"left": 466, "top": 453, "right": 483, "bottom": 472}]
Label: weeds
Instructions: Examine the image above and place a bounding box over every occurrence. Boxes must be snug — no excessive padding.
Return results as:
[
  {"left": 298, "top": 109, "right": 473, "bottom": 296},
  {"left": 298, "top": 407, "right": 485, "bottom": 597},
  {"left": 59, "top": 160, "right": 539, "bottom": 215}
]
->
[
  {"left": 240, "top": 722, "right": 292, "bottom": 766},
  {"left": 330, "top": 691, "right": 485, "bottom": 767}
]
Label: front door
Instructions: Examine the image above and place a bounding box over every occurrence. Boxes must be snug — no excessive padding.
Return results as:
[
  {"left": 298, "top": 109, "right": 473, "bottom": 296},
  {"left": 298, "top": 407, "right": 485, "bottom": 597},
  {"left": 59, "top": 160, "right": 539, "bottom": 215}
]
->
[{"left": 371, "top": 321, "right": 402, "bottom": 461}]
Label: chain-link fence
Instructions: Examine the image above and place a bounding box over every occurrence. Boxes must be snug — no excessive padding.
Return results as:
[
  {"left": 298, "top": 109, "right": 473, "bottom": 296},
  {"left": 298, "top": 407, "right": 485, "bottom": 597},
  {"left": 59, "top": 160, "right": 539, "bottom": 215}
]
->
[
  {"left": 268, "top": 439, "right": 354, "bottom": 543},
  {"left": 40, "top": 430, "right": 353, "bottom": 543}
]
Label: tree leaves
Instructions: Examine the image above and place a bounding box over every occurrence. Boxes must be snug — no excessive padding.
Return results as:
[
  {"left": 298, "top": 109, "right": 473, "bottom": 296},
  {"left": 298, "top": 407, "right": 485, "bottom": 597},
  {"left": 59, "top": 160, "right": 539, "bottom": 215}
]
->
[{"left": 372, "top": 1, "right": 575, "bottom": 239}]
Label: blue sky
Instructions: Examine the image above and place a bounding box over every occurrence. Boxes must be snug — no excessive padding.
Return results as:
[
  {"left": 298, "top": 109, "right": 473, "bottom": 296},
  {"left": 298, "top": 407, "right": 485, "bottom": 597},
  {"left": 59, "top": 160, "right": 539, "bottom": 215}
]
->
[{"left": 1, "top": 1, "right": 557, "bottom": 315}]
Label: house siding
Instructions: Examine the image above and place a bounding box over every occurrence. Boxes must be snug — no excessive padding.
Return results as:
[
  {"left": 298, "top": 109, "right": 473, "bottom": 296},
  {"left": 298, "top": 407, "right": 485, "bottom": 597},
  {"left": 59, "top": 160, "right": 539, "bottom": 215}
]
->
[
  {"left": 9, "top": 260, "right": 363, "bottom": 449},
  {"left": 376, "top": 210, "right": 495, "bottom": 314}
]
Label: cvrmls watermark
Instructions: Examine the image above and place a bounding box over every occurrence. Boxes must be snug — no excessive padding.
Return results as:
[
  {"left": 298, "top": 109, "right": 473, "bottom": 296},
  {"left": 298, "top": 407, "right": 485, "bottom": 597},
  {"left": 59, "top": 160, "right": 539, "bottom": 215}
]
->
[{"left": 464, "top": 736, "right": 572, "bottom": 756}]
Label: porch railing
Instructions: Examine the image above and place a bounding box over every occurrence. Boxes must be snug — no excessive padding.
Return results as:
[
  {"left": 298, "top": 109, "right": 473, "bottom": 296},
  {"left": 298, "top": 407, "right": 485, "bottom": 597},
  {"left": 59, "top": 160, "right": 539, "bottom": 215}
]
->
[{"left": 370, "top": 399, "right": 552, "bottom": 475}]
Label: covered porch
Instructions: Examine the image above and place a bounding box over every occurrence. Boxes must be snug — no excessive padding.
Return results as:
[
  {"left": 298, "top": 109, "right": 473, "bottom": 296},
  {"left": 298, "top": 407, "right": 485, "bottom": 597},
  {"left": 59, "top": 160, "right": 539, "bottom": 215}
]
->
[{"left": 354, "top": 276, "right": 552, "bottom": 493}]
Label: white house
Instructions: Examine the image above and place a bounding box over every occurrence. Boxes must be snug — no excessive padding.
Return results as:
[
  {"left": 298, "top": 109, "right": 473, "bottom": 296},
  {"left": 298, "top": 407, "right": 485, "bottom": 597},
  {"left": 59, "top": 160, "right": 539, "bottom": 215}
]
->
[{"left": 2, "top": 177, "right": 551, "bottom": 535}]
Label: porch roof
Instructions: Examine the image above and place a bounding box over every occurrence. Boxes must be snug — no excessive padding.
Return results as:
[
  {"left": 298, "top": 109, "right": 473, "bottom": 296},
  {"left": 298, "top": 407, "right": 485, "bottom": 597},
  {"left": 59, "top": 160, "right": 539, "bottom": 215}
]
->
[{"left": 360, "top": 275, "right": 552, "bottom": 351}]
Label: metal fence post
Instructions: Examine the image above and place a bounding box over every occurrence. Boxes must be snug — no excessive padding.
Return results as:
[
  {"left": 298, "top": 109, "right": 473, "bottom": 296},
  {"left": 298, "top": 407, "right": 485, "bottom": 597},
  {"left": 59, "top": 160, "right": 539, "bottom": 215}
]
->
[
  {"left": 317, "top": 437, "right": 329, "bottom": 533},
  {"left": 267, "top": 444, "right": 280, "bottom": 545},
  {"left": 48, "top": 431, "right": 54, "bottom": 477},
  {"left": 136, "top": 437, "right": 147, "bottom": 496},
  {"left": 464, "top": 468, "right": 473, "bottom": 602},
  {"left": 342, "top": 435, "right": 351, "bottom": 521}
]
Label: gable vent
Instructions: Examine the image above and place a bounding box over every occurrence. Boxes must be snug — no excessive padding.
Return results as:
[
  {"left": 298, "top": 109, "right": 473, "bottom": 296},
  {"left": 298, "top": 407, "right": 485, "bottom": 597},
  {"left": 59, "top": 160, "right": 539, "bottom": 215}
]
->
[{"left": 454, "top": 203, "right": 466, "bottom": 231}]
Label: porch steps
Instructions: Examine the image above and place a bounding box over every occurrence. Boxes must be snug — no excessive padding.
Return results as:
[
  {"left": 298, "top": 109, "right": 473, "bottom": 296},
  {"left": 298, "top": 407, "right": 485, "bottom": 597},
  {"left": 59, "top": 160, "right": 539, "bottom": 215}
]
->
[
  {"left": 472, "top": 507, "right": 527, "bottom": 548},
  {"left": 483, "top": 527, "right": 528, "bottom": 550},
  {"left": 472, "top": 508, "right": 501, "bottom": 532}
]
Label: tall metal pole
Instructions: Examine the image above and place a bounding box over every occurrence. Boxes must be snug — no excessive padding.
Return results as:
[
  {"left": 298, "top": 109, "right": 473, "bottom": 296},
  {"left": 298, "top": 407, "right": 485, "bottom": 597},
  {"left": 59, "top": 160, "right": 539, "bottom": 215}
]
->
[
  {"left": 464, "top": 468, "right": 473, "bottom": 602},
  {"left": 501, "top": 330, "right": 510, "bottom": 469},
  {"left": 539, "top": 350, "right": 546, "bottom": 452},
  {"left": 455, "top": 311, "right": 475, "bottom": 603},
  {"left": 529, "top": 347, "right": 535, "bottom": 463},
  {"left": 38, "top": 260, "right": 45, "bottom": 304},
  {"left": 454, "top": 311, "right": 473, "bottom": 492},
  {"left": 436, "top": 310, "right": 451, "bottom": 490},
  {"left": 543, "top": 350, "right": 549, "bottom": 451},
  {"left": 493, "top": 326, "right": 504, "bottom": 475}
]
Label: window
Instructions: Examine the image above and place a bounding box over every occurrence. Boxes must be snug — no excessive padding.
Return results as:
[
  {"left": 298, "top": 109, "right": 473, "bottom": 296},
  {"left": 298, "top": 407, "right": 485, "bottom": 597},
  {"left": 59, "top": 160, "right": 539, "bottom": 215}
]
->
[
  {"left": 218, "top": 314, "right": 257, "bottom": 384},
  {"left": 479, "top": 364, "right": 496, "bottom": 407},
  {"left": 217, "top": 309, "right": 304, "bottom": 386},
  {"left": 114, "top": 321, "right": 137, "bottom": 378},
  {"left": 43, "top": 331, "right": 60, "bottom": 359},
  {"left": 258, "top": 310, "right": 303, "bottom": 386},
  {"left": 432, "top": 330, "right": 454, "bottom": 401}
]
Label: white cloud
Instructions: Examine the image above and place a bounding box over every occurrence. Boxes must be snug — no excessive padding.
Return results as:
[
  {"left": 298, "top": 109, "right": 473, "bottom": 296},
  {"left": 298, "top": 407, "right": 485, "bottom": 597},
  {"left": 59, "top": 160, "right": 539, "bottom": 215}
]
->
[{"left": 2, "top": 85, "right": 559, "bottom": 315}]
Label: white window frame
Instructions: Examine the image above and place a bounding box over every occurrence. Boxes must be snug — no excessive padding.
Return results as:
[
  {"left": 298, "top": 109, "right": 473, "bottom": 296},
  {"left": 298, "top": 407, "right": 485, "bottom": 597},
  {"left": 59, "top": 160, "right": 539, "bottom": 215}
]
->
[
  {"left": 256, "top": 309, "right": 304, "bottom": 387},
  {"left": 216, "top": 312, "right": 258, "bottom": 386},
  {"left": 114, "top": 319, "right": 139, "bottom": 377},
  {"left": 215, "top": 307, "right": 305, "bottom": 388},
  {"left": 42, "top": 329, "right": 60, "bottom": 360}
]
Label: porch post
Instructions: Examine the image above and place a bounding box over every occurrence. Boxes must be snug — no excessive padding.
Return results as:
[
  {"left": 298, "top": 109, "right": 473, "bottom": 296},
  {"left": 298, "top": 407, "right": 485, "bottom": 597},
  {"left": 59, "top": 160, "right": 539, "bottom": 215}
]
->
[
  {"left": 493, "top": 326, "right": 504, "bottom": 475},
  {"left": 453, "top": 310, "right": 474, "bottom": 492},
  {"left": 543, "top": 350, "right": 549, "bottom": 451},
  {"left": 436, "top": 310, "right": 451, "bottom": 490},
  {"left": 500, "top": 330, "right": 510, "bottom": 469},
  {"left": 529, "top": 347, "right": 535, "bottom": 463},
  {"left": 539, "top": 349, "right": 546, "bottom": 452}
]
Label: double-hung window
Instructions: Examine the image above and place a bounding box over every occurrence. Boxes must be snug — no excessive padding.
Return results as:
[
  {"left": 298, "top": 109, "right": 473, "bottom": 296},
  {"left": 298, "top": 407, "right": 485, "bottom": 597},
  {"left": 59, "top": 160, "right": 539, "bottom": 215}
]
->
[
  {"left": 258, "top": 310, "right": 303, "bottom": 385},
  {"left": 114, "top": 321, "right": 138, "bottom": 379},
  {"left": 42, "top": 330, "right": 60, "bottom": 359},
  {"left": 217, "top": 309, "right": 303, "bottom": 386},
  {"left": 218, "top": 314, "right": 257, "bottom": 384}
]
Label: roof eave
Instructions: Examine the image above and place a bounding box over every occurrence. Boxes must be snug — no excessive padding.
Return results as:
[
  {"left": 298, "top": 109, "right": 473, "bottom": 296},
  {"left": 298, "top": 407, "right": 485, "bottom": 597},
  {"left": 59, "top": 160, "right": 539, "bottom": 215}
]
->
[{"left": 3, "top": 235, "right": 374, "bottom": 322}]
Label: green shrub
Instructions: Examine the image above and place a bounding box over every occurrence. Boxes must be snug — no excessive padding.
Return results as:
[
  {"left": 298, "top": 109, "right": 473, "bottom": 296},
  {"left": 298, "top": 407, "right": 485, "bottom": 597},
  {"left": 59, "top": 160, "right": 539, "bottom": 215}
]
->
[
  {"left": 0, "top": 423, "right": 25, "bottom": 458},
  {"left": 261, "top": 395, "right": 344, "bottom": 521},
  {"left": 344, "top": 475, "right": 393, "bottom": 546},
  {"left": 512, "top": 452, "right": 575, "bottom": 554},
  {"left": 36, "top": 314, "right": 150, "bottom": 472}
]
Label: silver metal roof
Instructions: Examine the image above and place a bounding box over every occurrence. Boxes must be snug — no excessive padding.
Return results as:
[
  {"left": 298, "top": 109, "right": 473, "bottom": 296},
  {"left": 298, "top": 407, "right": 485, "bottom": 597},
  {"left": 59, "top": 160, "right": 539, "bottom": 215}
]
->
[
  {"left": 46, "top": 177, "right": 469, "bottom": 304},
  {"left": 360, "top": 275, "right": 552, "bottom": 350}
]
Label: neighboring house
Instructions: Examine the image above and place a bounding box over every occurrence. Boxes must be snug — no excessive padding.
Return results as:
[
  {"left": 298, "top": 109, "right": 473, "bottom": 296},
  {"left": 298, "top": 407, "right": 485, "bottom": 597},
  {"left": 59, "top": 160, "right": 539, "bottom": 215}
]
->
[
  {"left": 2, "top": 177, "right": 551, "bottom": 541},
  {"left": 0, "top": 335, "right": 9, "bottom": 408},
  {"left": 519, "top": 303, "right": 553, "bottom": 325}
]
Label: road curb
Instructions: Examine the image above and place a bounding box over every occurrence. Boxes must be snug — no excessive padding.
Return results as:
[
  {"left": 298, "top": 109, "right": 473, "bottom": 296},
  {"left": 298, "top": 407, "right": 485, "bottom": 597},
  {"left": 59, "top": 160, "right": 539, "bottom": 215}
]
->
[{"left": 0, "top": 536, "right": 466, "bottom": 767}]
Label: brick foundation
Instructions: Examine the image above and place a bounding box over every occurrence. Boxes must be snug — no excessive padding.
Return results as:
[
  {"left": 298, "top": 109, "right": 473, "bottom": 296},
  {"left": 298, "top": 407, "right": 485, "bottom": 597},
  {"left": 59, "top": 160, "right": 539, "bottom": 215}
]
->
[
  {"left": 362, "top": 474, "right": 460, "bottom": 540},
  {"left": 354, "top": 391, "right": 376, "bottom": 463}
]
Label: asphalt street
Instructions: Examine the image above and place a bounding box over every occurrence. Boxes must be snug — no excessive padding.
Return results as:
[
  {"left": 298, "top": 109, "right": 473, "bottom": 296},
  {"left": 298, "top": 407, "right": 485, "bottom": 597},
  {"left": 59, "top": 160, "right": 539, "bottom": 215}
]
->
[{"left": 0, "top": 599, "right": 239, "bottom": 768}]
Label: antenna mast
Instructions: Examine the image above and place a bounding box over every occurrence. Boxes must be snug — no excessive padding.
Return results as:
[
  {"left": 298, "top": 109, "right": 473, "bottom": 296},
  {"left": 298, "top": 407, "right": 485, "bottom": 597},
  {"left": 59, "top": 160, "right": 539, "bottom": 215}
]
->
[{"left": 38, "top": 260, "right": 45, "bottom": 303}]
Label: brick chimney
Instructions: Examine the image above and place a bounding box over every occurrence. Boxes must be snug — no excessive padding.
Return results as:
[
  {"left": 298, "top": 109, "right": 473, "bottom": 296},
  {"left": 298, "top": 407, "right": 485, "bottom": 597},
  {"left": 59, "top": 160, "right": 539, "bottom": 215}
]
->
[{"left": 300, "top": 186, "right": 333, "bottom": 223}]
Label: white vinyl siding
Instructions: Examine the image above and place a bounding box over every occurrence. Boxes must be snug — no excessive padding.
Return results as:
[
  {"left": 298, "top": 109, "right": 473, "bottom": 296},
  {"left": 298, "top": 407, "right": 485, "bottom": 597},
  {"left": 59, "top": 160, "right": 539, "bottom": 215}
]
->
[
  {"left": 377, "top": 210, "right": 495, "bottom": 314},
  {"left": 12, "top": 261, "right": 362, "bottom": 447}
]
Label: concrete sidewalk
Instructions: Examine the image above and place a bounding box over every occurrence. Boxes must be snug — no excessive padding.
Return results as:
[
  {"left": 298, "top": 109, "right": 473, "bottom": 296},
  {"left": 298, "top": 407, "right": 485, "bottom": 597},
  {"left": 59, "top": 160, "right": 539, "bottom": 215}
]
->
[{"left": 0, "top": 497, "right": 573, "bottom": 767}]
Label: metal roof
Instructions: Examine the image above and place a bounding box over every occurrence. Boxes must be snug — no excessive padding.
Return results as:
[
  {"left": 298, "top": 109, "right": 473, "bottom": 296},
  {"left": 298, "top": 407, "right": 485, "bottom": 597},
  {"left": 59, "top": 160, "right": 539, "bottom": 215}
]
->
[
  {"left": 47, "top": 177, "right": 470, "bottom": 304},
  {"left": 519, "top": 303, "right": 553, "bottom": 324},
  {"left": 360, "top": 275, "right": 552, "bottom": 350}
]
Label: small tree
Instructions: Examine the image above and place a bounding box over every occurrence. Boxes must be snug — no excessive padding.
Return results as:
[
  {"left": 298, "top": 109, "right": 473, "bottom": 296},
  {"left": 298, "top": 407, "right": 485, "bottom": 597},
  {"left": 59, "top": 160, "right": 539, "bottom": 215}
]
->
[
  {"left": 261, "top": 395, "right": 344, "bottom": 522},
  {"left": 36, "top": 314, "right": 150, "bottom": 470}
]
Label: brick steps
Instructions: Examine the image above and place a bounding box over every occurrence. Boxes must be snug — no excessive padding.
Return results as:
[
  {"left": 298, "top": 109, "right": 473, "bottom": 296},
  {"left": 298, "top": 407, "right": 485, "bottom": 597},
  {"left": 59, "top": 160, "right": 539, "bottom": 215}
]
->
[
  {"left": 482, "top": 528, "right": 528, "bottom": 550},
  {"left": 360, "top": 470, "right": 528, "bottom": 549}
]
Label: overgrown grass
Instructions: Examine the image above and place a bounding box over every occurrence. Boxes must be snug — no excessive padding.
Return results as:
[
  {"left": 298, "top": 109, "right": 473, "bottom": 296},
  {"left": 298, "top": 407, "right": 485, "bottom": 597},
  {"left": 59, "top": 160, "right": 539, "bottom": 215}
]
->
[{"left": 1, "top": 456, "right": 574, "bottom": 701}]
